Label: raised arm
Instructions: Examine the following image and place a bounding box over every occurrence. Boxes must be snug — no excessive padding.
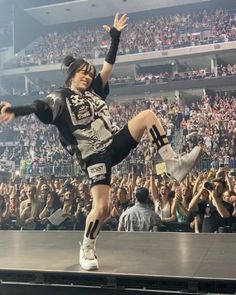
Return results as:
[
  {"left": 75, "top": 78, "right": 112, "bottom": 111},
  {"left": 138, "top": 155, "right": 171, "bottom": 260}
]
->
[
  {"left": 100, "top": 13, "right": 128, "bottom": 87},
  {"left": 211, "top": 191, "right": 231, "bottom": 218},
  {"left": 225, "top": 171, "right": 233, "bottom": 191},
  {"left": 188, "top": 186, "right": 204, "bottom": 211},
  {"left": 192, "top": 172, "right": 202, "bottom": 196},
  {"left": 150, "top": 174, "right": 159, "bottom": 202}
]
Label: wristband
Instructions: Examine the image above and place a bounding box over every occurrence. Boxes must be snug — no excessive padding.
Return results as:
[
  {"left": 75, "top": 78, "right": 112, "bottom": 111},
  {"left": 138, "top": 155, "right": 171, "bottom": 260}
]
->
[{"left": 105, "top": 27, "right": 121, "bottom": 64}]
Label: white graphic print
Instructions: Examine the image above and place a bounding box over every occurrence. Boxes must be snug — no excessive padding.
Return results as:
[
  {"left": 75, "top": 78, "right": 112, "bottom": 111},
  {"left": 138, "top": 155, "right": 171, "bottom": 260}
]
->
[
  {"left": 66, "top": 94, "right": 94, "bottom": 125},
  {"left": 46, "top": 92, "right": 59, "bottom": 103},
  {"left": 66, "top": 91, "right": 114, "bottom": 160},
  {"left": 87, "top": 163, "right": 107, "bottom": 178},
  {"left": 45, "top": 92, "right": 64, "bottom": 122}
]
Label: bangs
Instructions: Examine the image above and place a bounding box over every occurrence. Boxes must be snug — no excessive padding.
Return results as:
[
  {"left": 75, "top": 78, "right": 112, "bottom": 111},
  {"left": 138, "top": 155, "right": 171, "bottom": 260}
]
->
[
  {"left": 78, "top": 62, "right": 95, "bottom": 77},
  {"left": 64, "top": 57, "right": 96, "bottom": 87}
]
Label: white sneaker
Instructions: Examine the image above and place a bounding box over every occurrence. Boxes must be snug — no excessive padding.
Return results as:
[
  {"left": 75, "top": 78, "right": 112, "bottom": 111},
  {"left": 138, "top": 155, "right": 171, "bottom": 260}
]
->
[
  {"left": 165, "top": 146, "right": 201, "bottom": 182},
  {"left": 79, "top": 241, "right": 99, "bottom": 271}
]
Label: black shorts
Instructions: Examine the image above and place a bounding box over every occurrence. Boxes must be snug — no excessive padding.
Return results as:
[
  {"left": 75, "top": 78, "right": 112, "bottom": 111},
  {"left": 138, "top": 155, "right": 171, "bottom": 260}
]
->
[{"left": 84, "top": 124, "right": 138, "bottom": 187}]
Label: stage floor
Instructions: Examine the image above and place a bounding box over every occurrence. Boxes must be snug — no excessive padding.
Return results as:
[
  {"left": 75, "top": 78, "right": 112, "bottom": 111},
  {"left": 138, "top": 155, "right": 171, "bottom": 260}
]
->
[{"left": 0, "top": 231, "right": 235, "bottom": 280}]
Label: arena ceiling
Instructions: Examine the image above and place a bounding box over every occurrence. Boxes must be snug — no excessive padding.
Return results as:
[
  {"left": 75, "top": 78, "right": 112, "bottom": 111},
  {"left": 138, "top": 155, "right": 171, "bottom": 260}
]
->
[{"left": 24, "top": 0, "right": 211, "bottom": 25}]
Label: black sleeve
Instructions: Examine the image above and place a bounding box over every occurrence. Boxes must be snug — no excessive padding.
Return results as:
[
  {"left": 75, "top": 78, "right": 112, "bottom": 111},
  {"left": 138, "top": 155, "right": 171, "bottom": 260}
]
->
[
  {"left": 197, "top": 201, "right": 207, "bottom": 219},
  {"left": 7, "top": 91, "right": 64, "bottom": 124},
  {"left": 42, "top": 91, "right": 64, "bottom": 122},
  {"left": 91, "top": 73, "right": 109, "bottom": 100},
  {"left": 222, "top": 201, "right": 234, "bottom": 216},
  {"left": 33, "top": 100, "right": 54, "bottom": 124},
  {"left": 7, "top": 100, "right": 53, "bottom": 124}
]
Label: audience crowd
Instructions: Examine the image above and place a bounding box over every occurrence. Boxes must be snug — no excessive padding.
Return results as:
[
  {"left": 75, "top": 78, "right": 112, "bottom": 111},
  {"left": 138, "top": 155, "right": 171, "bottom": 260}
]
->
[
  {"left": 0, "top": 163, "right": 236, "bottom": 233},
  {"left": 4, "top": 62, "right": 236, "bottom": 97},
  {"left": 217, "top": 63, "right": 236, "bottom": 76},
  {"left": 180, "top": 92, "right": 236, "bottom": 167},
  {"left": 1, "top": 91, "right": 236, "bottom": 175},
  {"left": 0, "top": 95, "right": 181, "bottom": 177},
  {"left": 4, "top": 8, "right": 236, "bottom": 68},
  {"left": 1, "top": 4, "right": 236, "bottom": 234},
  {"left": 0, "top": 90, "right": 236, "bottom": 233}
]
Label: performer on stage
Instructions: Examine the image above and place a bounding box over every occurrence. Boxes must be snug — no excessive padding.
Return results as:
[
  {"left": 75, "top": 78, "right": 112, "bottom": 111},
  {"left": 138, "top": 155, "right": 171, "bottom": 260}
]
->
[{"left": 0, "top": 13, "right": 201, "bottom": 271}]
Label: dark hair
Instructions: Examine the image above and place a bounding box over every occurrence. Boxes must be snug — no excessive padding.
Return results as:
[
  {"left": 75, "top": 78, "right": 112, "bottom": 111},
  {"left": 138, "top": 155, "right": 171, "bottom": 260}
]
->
[
  {"left": 118, "top": 187, "right": 127, "bottom": 195},
  {"left": 212, "top": 178, "right": 227, "bottom": 189},
  {"left": 135, "top": 187, "right": 149, "bottom": 204},
  {"left": 168, "top": 191, "right": 175, "bottom": 199},
  {"left": 62, "top": 55, "right": 96, "bottom": 87},
  {"left": 47, "top": 191, "right": 61, "bottom": 208},
  {"left": 0, "top": 195, "right": 5, "bottom": 211}
]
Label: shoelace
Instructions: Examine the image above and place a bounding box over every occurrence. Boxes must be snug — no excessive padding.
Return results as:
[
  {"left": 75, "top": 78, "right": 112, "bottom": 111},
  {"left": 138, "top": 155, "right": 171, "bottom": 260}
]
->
[{"left": 83, "top": 243, "right": 96, "bottom": 260}]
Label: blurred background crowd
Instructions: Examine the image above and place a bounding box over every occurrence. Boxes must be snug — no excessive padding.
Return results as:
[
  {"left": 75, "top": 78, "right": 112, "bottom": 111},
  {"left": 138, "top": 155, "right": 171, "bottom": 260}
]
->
[
  {"left": 1, "top": 0, "right": 236, "bottom": 234},
  {"left": 4, "top": 8, "right": 236, "bottom": 68},
  {"left": 1, "top": 90, "right": 236, "bottom": 175},
  {"left": 0, "top": 161, "right": 236, "bottom": 233},
  {"left": 0, "top": 91, "right": 236, "bottom": 233}
]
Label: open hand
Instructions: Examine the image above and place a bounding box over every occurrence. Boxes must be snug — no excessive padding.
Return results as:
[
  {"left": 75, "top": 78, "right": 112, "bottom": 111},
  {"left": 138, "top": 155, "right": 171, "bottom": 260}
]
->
[
  {"left": 0, "top": 101, "right": 15, "bottom": 123},
  {"left": 103, "top": 13, "right": 128, "bottom": 33}
]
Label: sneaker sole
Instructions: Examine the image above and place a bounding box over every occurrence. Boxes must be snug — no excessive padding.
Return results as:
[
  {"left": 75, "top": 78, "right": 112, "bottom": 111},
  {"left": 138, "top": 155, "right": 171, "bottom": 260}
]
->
[
  {"left": 177, "top": 147, "right": 202, "bottom": 182},
  {"left": 167, "top": 147, "right": 202, "bottom": 182},
  {"left": 79, "top": 263, "right": 99, "bottom": 271}
]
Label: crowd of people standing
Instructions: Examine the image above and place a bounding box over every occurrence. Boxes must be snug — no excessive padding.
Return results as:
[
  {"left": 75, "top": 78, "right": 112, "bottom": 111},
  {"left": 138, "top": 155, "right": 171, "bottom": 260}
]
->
[
  {"left": 0, "top": 91, "right": 236, "bottom": 233},
  {"left": 4, "top": 8, "right": 236, "bottom": 69}
]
